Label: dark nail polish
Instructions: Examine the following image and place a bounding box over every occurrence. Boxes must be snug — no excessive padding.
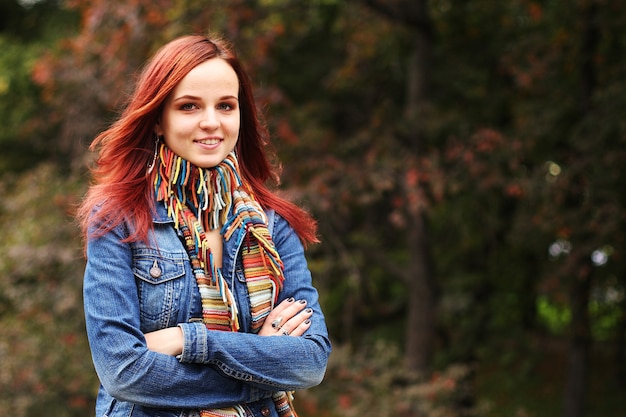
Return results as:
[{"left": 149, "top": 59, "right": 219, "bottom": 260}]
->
[
  {"left": 305, "top": 319, "right": 311, "bottom": 324},
  {"left": 298, "top": 299, "right": 307, "bottom": 304},
  {"left": 287, "top": 297, "right": 294, "bottom": 302},
  {"left": 305, "top": 308, "right": 313, "bottom": 314}
]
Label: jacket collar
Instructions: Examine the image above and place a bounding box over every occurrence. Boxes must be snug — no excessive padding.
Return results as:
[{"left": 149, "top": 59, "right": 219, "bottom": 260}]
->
[{"left": 152, "top": 201, "right": 173, "bottom": 224}]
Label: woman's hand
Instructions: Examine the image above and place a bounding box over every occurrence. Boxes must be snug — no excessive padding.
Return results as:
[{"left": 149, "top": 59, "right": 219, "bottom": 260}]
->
[
  {"left": 144, "top": 326, "right": 184, "bottom": 356},
  {"left": 144, "top": 298, "right": 313, "bottom": 354},
  {"left": 259, "top": 297, "right": 313, "bottom": 337}
]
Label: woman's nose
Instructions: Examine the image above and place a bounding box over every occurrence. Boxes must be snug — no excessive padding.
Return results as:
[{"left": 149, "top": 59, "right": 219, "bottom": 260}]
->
[{"left": 199, "top": 110, "right": 219, "bottom": 129}]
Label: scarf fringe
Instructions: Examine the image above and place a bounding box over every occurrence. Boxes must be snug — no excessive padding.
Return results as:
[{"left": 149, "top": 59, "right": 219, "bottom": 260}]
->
[{"left": 154, "top": 146, "right": 294, "bottom": 417}]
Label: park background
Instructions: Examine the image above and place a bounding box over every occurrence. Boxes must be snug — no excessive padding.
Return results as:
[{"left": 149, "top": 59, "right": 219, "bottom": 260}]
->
[{"left": 0, "top": 0, "right": 624, "bottom": 416}]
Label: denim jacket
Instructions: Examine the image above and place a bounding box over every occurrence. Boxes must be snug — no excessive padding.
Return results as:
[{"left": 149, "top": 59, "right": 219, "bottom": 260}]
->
[{"left": 83, "top": 202, "right": 331, "bottom": 417}]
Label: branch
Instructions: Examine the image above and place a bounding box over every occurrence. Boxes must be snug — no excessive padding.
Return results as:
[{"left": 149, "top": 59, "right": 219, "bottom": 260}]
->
[
  {"left": 358, "top": 0, "right": 434, "bottom": 39},
  {"left": 367, "top": 246, "right": 413, "bottom": 286}
]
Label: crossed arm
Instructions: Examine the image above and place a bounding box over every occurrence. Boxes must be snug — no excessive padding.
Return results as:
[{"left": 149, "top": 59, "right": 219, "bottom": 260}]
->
[{"left": 144, "top": 297, "right": 314, "bottom": 356}]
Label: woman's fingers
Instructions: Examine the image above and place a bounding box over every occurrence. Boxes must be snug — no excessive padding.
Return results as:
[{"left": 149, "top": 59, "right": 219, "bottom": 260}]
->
[
  {"left": 281, "top": 308, "right": 313, "bottom": 337},
  {"left": 259, "top": 298, "right": 313, "bottom": 336},
  {"left": 270, "top": 297, "right": 301, "bottom": 316}
]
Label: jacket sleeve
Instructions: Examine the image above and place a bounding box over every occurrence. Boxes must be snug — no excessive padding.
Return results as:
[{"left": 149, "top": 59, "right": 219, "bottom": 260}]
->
[
  {"left": 177, "top": 214, "right": 332, "bottom": 392},
  {"left": 83, "top": 222, "right": 271, "bottom": 409}
]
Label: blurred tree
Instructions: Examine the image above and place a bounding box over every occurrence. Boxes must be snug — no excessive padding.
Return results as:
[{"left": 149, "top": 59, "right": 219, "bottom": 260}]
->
[
  {"left": 2, "top": 0, "right": 625, "bottom": 415},
  {"left": 268, "top": 1, "right": 626, "bottom": 416},
  {"left": 356, "top": 0, "right": 439, "bottom": 375},
  {"left": 31, "top": 0, "right": 174, "bottom": 169},
  {"left": 0, "top": 0, "right": 77, "bottom": 173},
  {"left": 496, "top": 1, "right": 626, "bottom": 416},
  {"left": 0, "top": 165, "right": 92, "bottom": 415}
]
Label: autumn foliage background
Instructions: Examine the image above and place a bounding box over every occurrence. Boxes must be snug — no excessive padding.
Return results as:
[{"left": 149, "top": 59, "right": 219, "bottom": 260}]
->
[{"left": 0, "top": 1, "right": 625, "bottom": 416}]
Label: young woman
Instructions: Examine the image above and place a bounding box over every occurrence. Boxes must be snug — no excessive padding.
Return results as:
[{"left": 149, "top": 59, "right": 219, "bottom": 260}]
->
[{"left": 78, "top": 34, "right": 330, "bottom": 417}]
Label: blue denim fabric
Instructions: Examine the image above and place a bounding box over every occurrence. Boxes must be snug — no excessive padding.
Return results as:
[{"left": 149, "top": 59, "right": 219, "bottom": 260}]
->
[{"left": 83, "top": 202, "right": 331, "bottom": 417}]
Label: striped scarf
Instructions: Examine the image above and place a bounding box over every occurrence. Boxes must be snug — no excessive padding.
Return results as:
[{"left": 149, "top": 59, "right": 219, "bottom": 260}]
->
[{"left": 153, "top": 145, "right": 297, "bottom": 417}]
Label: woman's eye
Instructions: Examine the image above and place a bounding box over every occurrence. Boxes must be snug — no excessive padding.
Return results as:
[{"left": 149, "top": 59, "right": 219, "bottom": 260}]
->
[
  {"left": 217, "top": 102, "right": 236, "bottom": 111},
  {"left": 180, "top": 103, "right": 197, "bottom": 111}
]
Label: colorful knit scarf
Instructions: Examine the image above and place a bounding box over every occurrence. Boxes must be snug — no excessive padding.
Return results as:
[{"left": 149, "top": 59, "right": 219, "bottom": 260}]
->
[{"left": 153, "top": 144, "right": 297, "bottom": 417}]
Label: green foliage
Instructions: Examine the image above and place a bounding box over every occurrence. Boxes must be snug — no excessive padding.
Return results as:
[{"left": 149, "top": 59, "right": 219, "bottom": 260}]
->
[
  {"left": 536, "top": 287, "right": 625, "bottom": 340},
  {"left": 537, "top": 295, "right": 571, "bottom": 335},
  {"left": 0, "top": 36, "right": 48, "bottom": 172},
  {"left": 0, "top": 0, "right": 77, "bottom": 42},
  {"left": 0, "top": 1, "right": 78, "bottom": 174}
]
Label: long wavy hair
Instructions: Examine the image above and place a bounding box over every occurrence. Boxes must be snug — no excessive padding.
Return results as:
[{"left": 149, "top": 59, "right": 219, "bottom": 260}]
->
[{"left": 77, "top": 35, "right": 318, "bottom": 245}]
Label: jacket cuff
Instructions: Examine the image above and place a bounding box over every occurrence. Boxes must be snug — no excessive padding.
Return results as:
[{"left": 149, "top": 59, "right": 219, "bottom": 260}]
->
[{"left": 177, "top": 322, "right": 209, "bottom": 363}]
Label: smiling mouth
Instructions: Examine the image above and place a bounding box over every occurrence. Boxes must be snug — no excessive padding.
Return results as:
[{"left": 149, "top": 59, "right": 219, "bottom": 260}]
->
[{"left": 195, "top": 138, "right": 222, "bottom": 145}]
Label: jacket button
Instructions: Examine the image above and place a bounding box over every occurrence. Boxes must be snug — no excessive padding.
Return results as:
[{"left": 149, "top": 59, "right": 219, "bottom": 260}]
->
[
  {"left": 149, "top": 260, "right": 162, "bottom": 278},
  {"left": 260, "top": 406, "right": 271, "bottom": 417}
]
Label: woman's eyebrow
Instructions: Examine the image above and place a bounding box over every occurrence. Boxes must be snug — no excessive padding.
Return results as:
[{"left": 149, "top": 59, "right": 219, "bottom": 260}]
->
[{"left": 172, "top": 94, "right": 239, "bottom": 102}]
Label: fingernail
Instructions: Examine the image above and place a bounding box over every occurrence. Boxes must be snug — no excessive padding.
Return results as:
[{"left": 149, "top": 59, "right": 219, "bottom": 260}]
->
[
  {"left": 298, "top": 299, "right": 307, "bottom": 304},
  {"left": 287, "top": 297, "right": 295, "bottom": 302},
  {"left": 305, "top": 319, "right": 311, "bottom": 325},
  {"left": 305, "top": 308, "right": 313, "bottom": 314}
]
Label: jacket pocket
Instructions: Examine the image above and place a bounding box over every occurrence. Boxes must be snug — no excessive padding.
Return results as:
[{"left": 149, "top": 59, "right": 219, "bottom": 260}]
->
[
  {"left": 101, "top": 398, "right": 132, "bottom": 417},
  {"left": 133, "top": 249, "right": 186, "bottom": 332}
]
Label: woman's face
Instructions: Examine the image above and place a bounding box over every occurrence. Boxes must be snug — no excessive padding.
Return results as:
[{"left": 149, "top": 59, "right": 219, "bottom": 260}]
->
[{"left": 157, "top": 58, "right": 240, "bottom": 168}]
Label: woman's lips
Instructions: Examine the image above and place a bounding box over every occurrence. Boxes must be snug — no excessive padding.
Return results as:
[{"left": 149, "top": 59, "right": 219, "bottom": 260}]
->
[
  {"left": 194, "top": 137, "right": 222, "bottom": 145},
  {"left": 194, "top": 137, "right": 222, "bottom": 149}
]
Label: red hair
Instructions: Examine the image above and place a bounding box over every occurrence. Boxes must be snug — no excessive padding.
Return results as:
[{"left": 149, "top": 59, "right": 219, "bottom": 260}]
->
[{"left": 77, "top": 35, "right": 318, "bottom": 246}]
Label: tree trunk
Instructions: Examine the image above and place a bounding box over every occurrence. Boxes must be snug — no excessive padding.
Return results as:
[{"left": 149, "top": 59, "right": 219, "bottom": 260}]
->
[
  {"left": 562, "top": 265, "right": 592, "bottom": 417},
  {"left": 402, "top": 0, "right": 436, "bottom": 374},
  {"left": 614, "top": 270, "right": 626, "bottom": 387},
  {"left": 616, "top": 299, "right": 626, "bottom": 387},
  {"left": 359, "top": 0, "right": 438, "bottom": 375},
  {"left": 405, "top": 210, "right": 437, "bottom": 373},
  {"left": 562, "top": 4, "right": 599, "bottom": 416}
]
